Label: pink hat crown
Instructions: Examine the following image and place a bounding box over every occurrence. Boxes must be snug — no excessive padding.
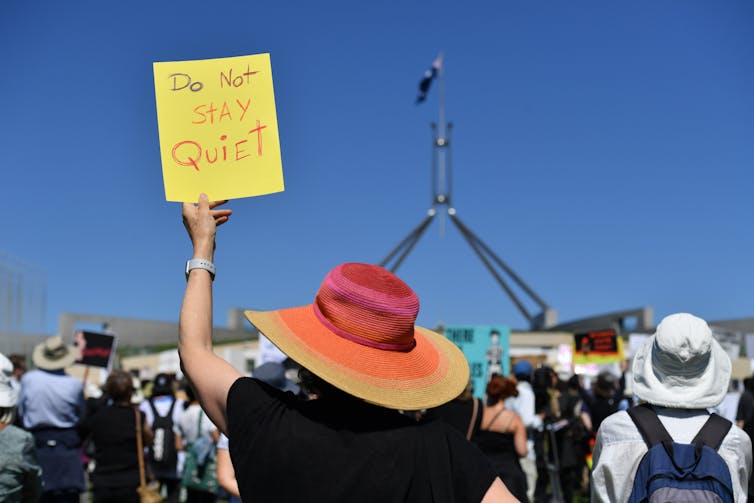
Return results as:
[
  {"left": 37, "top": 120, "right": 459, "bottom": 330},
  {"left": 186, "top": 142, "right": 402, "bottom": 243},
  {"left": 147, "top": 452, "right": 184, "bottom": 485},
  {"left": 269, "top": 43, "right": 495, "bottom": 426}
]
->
[{"left": 313, "top": 263, "right": 419, "bottom": 351}]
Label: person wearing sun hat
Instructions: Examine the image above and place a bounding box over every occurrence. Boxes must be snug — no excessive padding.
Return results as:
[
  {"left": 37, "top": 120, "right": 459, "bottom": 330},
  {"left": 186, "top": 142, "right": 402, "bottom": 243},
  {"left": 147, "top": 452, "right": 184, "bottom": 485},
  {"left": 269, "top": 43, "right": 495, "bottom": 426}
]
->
[
  {"left": 591, "top": 313, "right": 752, "bottom": 502},
  {"left": 178, "top": 194, "right": 516, "bottom": 502},
  {"left": 0, "top": 352, "right": 43, "bottom": 502},
  {"left": 17, "top": 335, "right": 86, "bottom": 502}
]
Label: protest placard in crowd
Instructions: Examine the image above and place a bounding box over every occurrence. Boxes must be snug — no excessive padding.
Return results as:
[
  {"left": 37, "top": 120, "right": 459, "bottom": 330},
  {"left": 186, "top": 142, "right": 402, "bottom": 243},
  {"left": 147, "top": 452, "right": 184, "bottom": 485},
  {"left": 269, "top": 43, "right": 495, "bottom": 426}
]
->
[
  {"left": 74, "top": 329, "right": 116, "bottom": 369},
  {"left": 572, "top": 329, "right": 624, "bottom": 365},
  {"left": 444, "top": 325, "right": 510, "bottom": 397}
]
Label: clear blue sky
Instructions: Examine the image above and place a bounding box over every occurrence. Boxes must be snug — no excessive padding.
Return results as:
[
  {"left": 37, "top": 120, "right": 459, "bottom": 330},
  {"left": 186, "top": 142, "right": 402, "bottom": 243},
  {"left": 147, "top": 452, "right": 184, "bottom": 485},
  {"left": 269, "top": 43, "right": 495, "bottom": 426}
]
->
[{"left": 1, "top": 0, "right": 752, "bottom": 336}]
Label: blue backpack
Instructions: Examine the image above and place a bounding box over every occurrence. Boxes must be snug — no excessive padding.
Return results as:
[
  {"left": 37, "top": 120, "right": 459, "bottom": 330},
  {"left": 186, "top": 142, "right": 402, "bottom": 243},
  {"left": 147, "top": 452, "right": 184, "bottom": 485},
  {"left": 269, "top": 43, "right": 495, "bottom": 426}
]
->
[{"left": 627, "top": 404, "right": 734, "bottom": 503}]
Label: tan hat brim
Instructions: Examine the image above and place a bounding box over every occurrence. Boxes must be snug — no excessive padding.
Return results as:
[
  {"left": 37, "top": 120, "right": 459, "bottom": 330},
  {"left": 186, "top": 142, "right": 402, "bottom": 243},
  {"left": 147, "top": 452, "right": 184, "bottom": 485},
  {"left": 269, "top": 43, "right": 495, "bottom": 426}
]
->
[
  {"left": 245, "top": 305, "right": 469, "bottom": 410},
  {"left": 32, "top": 344, "right": 77, "bottom": 371}
]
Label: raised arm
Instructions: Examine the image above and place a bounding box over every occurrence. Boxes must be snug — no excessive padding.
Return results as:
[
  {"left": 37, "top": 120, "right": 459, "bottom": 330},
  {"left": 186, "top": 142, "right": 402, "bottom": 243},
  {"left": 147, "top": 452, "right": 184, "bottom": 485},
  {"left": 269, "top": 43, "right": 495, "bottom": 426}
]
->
[{"left": 179, "top": 194, "right": 241, "bottom": 434}]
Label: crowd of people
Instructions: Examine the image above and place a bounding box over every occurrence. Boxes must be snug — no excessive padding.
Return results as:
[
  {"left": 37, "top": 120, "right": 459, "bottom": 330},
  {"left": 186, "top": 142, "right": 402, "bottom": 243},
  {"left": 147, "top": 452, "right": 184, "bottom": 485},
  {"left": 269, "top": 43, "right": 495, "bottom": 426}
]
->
[{"left": 0, "top": 195, "right": 752, "bottom": 502}]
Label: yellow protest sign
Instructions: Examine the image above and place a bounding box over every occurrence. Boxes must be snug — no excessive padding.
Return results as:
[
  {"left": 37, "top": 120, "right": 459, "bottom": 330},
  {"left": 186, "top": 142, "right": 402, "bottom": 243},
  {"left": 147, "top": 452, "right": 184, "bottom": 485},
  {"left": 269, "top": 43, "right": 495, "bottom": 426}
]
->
[{"left": 153, "top": 53, "right": 284, "bottom": 202}]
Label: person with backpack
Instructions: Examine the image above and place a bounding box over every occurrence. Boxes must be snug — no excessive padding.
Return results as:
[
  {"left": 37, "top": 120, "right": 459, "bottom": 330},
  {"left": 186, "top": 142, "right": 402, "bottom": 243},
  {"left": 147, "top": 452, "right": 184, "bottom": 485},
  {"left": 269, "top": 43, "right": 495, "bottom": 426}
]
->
[
  {"left": 591, "top": 313, "right": 752, "bottom": 502},
  {"left": 139, "top": 373, "right": 184, "bottom": 503}
]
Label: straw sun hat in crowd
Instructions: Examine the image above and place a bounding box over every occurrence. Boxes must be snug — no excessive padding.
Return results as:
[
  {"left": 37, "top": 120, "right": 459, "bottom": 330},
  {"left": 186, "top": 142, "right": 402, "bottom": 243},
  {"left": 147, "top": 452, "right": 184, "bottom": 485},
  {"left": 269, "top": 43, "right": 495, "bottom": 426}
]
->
[
  {"left": 632, "top": 312, "right": 731, "bottom": 409},
  {"left": 32, "top": 335, "right": 77, "bottom": 371},
  {"left": 245, "top": 262, "right": 469, "bottom": 411}
]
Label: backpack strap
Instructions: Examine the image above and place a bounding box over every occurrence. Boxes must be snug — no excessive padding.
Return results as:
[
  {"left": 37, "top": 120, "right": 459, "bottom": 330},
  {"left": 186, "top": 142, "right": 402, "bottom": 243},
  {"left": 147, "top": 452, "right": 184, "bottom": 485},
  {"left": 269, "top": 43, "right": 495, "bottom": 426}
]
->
[
  {"left": 166, "top": 398, "right": 176, "bottom": 419},
  {"left": 691, "top": 413, "right": 731, "bottom": 450},
  {"left": 627, "top": 403, "right": 673, "bottom": 447},
  {"left": 147, "top": 397, "right": 159, "bottom": 418}
]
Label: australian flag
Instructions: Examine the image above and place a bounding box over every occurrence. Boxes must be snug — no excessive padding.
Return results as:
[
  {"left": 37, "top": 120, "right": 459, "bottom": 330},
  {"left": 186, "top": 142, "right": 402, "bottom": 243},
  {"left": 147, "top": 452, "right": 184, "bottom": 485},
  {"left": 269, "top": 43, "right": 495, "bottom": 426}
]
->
[{"left": 416, "top": 53, "right": 443, "bottom": 104}]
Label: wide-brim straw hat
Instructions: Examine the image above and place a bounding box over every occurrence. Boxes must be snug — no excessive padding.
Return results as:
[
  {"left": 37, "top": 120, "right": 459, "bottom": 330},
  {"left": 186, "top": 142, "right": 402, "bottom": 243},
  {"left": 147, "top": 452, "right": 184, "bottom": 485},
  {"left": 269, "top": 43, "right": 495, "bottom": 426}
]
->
[
  {"left": 632, "top": 312, "right": 730, "bottom": 409},
  {"left": 245, "top": 263, "right": 469, "bottom": 410},
  {"left": 32, "top": 335, "right": 78, "bottom": 371}
]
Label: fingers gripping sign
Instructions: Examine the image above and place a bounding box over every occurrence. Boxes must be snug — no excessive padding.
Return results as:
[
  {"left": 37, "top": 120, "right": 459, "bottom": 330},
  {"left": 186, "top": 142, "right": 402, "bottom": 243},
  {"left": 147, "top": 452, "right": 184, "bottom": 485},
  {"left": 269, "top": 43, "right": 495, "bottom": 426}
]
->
[{"left": 183, "top": 194, "right": 232, "bottom": 260}]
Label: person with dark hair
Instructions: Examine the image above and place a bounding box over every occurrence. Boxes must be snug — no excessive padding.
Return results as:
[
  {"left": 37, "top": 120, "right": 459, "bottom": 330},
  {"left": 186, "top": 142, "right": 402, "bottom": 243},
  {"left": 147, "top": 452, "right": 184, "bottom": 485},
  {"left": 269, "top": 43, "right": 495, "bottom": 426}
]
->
[
  {"left": 177, "top": 195, "right": 516, "bottom": 502},
  {"left": 736, "top": 376, "right": 754, "bottom": 498},
  {"left": 532, "top": 365, "right": 559, "bottom": 503},
  {"left": 506, "top": 360, "right": 539, "bottom": 502},
  {"left": 8, "top": 354, "right": 26, "bottom": 394},
  {"left": 555, "top": 375, "right": 590, "bottom": 502},
  {"left": 139, "top": 372, "right": 184, "bottom": 503},
  {"left": 474, "top": 375, "right": 529, "bottom": 502},
  {"left": 736, "top": 377, "right": 754, "bottom": 431},
  {"left": 584, "top": 371, "right": 624, "bottom": 433},
  {"left": 77, "top": 370, "right": 153, "bottom": 503}
]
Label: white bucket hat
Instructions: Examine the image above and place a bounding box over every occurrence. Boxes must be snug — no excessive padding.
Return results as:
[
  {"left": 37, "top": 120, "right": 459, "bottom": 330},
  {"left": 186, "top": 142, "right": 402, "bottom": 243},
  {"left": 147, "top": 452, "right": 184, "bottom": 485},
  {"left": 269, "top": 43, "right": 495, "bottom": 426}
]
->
[
  {"left": 0, "top": 353, "right": 18, "bottom": 408},
  {"left": 632, "top": 313, "right": 730, "bottom": 408}
]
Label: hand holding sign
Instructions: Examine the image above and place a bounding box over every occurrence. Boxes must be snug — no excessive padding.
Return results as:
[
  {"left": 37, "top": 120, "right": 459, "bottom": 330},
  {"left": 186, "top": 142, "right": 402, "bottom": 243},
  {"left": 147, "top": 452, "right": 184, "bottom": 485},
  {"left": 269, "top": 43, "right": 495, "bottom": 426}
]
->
[
  {"left": 182, "top": 194, "right": 232, "bottom": 260},
  {"left": 154, "top": 53, "right": 284, "bottom": 202}
]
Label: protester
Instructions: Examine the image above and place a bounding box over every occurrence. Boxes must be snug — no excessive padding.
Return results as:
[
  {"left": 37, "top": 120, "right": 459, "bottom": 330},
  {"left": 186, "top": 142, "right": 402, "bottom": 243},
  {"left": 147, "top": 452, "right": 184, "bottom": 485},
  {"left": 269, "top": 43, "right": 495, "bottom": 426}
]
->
[
  {"left": 18, "top": 335, "right": 86, "bottom": 503},
  {"left": 584, "top": 371, "right": 623, "bottom": 433},
  {"left": 736, "top": 377, "right": 754, "bottom": 430},
  {"left": 556, "top": 375, "right": 590, "bottom": 502},
  {"left": 77, "top": 370, "right": 152, "bottom": 503},
  {"left": 139, "top": 372, "right": 184, "bottom": 503},
  {"left": 0, "top": 352, "right": 43, "bottom": 503},
  {"left": 178, "top": 194, "right": 515, "bottom": 501},
  {"left": 592, "top": 313, "right": 752, "bottom": 502},
  {"left": 532, "top": 365, "right": 559, "bottom": 503},
  {"left": 179, "top": 384, "right": 219, "bottom": 503},
  {"left": 505, "top": 360, "right": 540, "bottom": 502},
  {"left": 8, "top": 354, "right": 26, "bottom": 393},
  {"left": 736, "top": 376, "right": 754, "bottom": 498},
  {"left": 474, "top": 375, "right": 529, "bottom": 502}
]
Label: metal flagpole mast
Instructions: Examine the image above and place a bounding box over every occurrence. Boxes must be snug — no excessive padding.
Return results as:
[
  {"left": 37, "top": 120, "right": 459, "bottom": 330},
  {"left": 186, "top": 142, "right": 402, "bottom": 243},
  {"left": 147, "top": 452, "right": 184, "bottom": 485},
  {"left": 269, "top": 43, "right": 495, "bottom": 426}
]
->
[
  {"left": 436, "top": 53, "right": 447, "bottom": 236},
  {"left": 379, "top": 54, "right": 556, "bottom": 329}
]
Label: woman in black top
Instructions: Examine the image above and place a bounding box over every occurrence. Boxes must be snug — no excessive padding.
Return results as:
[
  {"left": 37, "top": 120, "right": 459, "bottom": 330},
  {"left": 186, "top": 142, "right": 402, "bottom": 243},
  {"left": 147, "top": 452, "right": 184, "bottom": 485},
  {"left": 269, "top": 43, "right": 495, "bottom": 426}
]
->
[
  {"left": 474, "top": 376, "right": 529, "bottom": 502},
  {"left": 178, "top": 195, "right": 517, "bottom": 502},
  {"left": 78, "top": 371, "right": 152, "bottom": 503}
]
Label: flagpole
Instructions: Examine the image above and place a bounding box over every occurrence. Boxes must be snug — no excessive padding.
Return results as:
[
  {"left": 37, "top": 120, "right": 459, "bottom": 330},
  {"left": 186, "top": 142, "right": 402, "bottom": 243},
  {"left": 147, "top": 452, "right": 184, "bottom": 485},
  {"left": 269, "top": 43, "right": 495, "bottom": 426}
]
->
[
  {"left": 438, "top": 53, "right": 445, "bottom": 141},
  {"left": 380, "top": 52, "right": 555, "bottom": 329},
  {"left": 436, "top": 53, "right": 446, "bottom": 237}
]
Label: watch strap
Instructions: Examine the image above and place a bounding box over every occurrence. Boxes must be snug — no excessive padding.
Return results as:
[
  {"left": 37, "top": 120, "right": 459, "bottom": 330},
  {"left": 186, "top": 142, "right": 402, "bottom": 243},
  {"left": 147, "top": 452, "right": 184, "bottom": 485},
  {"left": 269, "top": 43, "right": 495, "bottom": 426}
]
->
[{"left": 186, "top": 258, "right": 216, "bottom": 281}]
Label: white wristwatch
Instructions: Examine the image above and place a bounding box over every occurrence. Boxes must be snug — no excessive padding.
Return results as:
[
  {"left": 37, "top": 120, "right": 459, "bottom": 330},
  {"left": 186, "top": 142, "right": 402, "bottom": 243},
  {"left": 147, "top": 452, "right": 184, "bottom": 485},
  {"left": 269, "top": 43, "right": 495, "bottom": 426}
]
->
[{"left": 185, "top": 258, "right": 216, "bottom": 281}]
